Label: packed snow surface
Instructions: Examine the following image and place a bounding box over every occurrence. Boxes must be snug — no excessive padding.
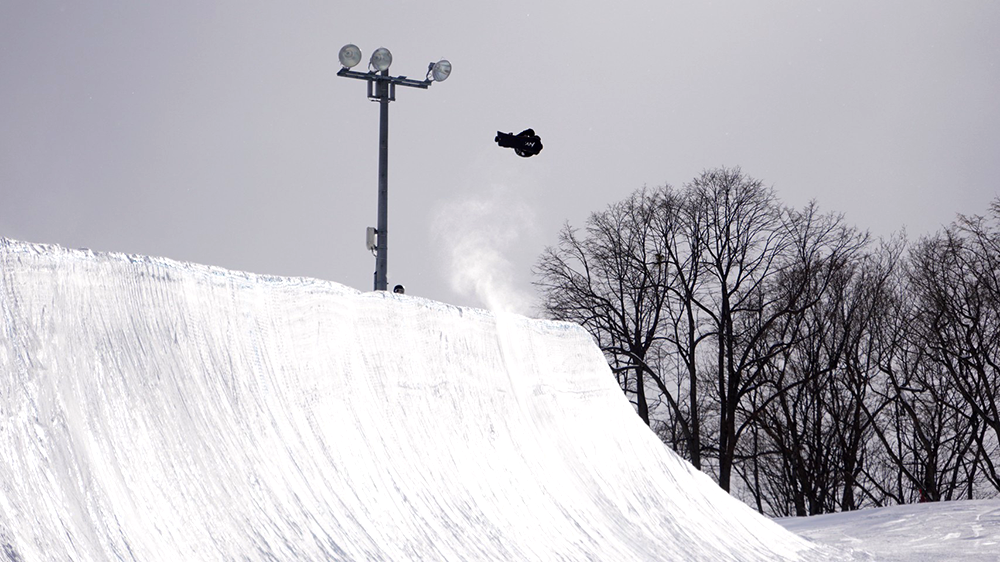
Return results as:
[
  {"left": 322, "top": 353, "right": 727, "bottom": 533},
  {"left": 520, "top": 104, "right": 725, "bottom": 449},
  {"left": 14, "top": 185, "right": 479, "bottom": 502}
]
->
[
  {"left": 778, "top": 499, "right": 1000, "bottom": 562},
  {"left": 0, "top": 238, "right": 846, "bottom": 561}
]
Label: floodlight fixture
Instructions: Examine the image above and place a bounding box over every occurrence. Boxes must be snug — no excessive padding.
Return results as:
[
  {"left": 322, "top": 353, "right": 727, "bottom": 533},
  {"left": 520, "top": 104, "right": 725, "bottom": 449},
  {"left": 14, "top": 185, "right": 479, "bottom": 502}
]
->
[
  {"left": 338, "top": 44, "right": 362, "bottom": 69},
  {"left": 336, "top": 45, "right": 450, "bottom": 292},
  {"left": 370, "top": 47, "right": 393, "bottom": 71},
  {"left": 429, "top": 60, "right": 452, "bottom": 82}
]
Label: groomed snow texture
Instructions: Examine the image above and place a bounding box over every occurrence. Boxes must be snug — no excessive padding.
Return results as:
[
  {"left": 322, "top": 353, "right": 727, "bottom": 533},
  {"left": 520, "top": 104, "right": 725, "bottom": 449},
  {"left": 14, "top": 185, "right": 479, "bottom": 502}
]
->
[{"left": 0, "top": 239, "right": 844, "bottom": 561}]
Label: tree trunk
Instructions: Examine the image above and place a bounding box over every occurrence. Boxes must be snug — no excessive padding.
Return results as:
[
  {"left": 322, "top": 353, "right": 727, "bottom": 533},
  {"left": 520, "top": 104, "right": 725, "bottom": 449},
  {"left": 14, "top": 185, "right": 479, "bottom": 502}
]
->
[
  {"left": 635, "top": 365, "right": 650, "bottom": 425},
  {"left": 686, "top": 299, "right": 702, "bottom": 469}
]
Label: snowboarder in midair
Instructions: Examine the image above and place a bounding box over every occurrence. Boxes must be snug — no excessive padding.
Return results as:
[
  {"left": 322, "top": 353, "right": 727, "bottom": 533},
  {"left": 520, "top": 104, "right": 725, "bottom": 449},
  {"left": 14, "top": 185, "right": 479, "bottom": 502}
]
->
[{"left": 495, "top": 128, "right": 543, "bottom": 157}]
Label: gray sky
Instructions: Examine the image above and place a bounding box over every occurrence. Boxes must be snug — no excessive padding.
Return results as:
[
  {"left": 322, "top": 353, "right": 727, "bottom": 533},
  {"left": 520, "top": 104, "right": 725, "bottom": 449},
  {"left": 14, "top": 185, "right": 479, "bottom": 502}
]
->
[{"left": 3, "top": 1, "right": 998, "bottom": 314}]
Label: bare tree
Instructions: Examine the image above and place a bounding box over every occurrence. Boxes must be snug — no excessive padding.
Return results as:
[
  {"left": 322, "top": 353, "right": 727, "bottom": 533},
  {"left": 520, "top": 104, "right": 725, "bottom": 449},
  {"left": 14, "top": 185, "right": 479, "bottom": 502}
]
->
[
  {"left": 906, "top": 204, "right": 1000, "bottom": 493},
  {"left": 684, "top": 167, "right": 790, "bottom": 492},
  {"left": 655, "top": 189, "right": 710, "bottom": 468},
  {"left": 534, "top": 172, "right": 997, "bottom": 510},
  {"left": 534, "top": 186, "right": 683, "bottom": 431},
  {"left": 747, "top": 243, "right": 897, "bottom": 515},
  {"left": 684, "top": 168, "right": 867, "bottom": 492}
]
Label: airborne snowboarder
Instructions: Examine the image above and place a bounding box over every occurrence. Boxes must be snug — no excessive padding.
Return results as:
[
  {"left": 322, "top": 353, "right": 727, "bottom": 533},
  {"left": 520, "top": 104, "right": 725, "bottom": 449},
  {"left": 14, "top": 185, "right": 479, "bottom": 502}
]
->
[{"left": 495, "top": 128, "right": 543, "bottom": 157}]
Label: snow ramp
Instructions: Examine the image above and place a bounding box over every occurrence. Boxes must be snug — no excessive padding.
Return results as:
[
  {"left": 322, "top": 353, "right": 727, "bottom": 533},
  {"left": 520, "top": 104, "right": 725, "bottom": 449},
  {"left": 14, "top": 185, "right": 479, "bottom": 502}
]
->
[{"left": 0, "top": 238, "right": 846, "bottom": 561}]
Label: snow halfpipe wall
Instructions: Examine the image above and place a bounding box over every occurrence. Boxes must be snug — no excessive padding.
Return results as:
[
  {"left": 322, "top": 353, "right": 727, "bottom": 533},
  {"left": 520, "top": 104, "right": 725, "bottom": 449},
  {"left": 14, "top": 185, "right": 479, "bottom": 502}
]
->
[{"left": 0, "top": 238, "right": 845, "bottom": 561}]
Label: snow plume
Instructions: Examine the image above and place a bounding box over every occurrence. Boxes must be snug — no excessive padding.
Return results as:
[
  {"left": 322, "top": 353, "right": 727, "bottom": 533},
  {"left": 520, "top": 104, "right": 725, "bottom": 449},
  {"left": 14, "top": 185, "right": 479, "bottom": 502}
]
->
[{"left": 433, "top": 185, "right": 535, "bottom": 315}]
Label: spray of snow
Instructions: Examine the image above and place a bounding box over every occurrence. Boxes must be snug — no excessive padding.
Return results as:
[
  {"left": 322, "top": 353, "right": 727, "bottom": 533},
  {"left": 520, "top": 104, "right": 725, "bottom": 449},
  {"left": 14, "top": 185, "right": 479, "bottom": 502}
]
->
[{"left": 432, "top": 185, "right": 536, "bottom": 315}]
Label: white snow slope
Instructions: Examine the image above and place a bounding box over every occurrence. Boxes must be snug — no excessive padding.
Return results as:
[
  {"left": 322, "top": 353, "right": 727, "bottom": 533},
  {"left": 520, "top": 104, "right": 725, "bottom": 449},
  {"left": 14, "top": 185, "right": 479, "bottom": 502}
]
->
[
  {"left": 0, "top": 238, "right": 848, "bottom": 561},
  {"left": 779, "top": 499, "right": 1000, "bottom": 562}
]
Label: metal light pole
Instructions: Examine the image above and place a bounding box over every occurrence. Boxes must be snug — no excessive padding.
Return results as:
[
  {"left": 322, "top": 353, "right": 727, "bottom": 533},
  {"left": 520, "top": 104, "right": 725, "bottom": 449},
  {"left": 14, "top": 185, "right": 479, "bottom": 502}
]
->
[{"left": 336, "top": 45, "right": 451, "bottom": 291}]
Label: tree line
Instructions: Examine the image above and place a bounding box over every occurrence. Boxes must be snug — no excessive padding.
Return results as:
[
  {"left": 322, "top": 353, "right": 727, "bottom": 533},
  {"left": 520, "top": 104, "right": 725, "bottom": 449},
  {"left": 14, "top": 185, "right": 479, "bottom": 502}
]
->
[{"left": 534, "top": 167, "right": 1000, "bottom": 516}]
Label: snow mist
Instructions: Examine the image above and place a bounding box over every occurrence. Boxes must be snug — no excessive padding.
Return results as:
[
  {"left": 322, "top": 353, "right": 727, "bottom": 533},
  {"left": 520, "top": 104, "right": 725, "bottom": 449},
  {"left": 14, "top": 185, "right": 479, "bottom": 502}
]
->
[{"left": 432, "top": 186, "right": 535, "bottom": 315}]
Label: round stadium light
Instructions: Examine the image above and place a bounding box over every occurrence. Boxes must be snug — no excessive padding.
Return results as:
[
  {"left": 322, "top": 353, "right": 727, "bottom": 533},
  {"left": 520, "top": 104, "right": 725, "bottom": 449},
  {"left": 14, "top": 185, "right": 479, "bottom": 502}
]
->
[
  {"left": 430, "top": 59, "right": 452, "bottom": 82},
  {"left": 338, "top": 44, "right": 362, "bottom": 69},
  {"left": 370, "top": 47, "right": 393, "bottom": 71}
]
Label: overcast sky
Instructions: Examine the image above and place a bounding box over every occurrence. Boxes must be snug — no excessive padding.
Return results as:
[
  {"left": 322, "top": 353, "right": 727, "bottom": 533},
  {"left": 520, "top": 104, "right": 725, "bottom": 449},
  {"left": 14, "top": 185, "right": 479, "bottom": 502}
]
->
[{"left": 3, "top": 1, "right": 998, "bottom": 314}]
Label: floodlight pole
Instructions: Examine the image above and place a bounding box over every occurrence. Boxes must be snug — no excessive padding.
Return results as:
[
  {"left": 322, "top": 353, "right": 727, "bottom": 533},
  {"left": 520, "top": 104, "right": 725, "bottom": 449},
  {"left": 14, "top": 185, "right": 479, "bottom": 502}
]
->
[
  {"left": 337, "top": 66, "right": 434, "bottom": 292},
  {"left": 375, "top": 70, "right": 390, "bottom": 292}
]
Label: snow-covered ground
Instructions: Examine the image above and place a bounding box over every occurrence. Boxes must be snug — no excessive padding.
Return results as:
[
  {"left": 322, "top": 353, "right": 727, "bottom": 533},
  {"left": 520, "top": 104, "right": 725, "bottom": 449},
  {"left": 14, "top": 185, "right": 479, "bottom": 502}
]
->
[
  {"left": 778, "top": 499, "right": 1000, "bottom": 562},
  {"left": 0, "top": 238, "right": 991, "bottom": 561}
]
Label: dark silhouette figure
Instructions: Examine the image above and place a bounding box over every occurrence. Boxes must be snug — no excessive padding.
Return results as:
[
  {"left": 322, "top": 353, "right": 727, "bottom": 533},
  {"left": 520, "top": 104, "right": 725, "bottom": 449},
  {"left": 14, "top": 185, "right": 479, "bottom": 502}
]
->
[{"left": 495, "top": 129, "right": 543, "bottom": 157}]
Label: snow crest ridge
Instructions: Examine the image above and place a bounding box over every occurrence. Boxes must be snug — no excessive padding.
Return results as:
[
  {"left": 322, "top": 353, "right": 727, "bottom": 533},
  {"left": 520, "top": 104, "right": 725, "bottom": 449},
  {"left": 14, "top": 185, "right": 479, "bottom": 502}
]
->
[{"left": 0, "top": 238, "right": 847, "bottom": 561}]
